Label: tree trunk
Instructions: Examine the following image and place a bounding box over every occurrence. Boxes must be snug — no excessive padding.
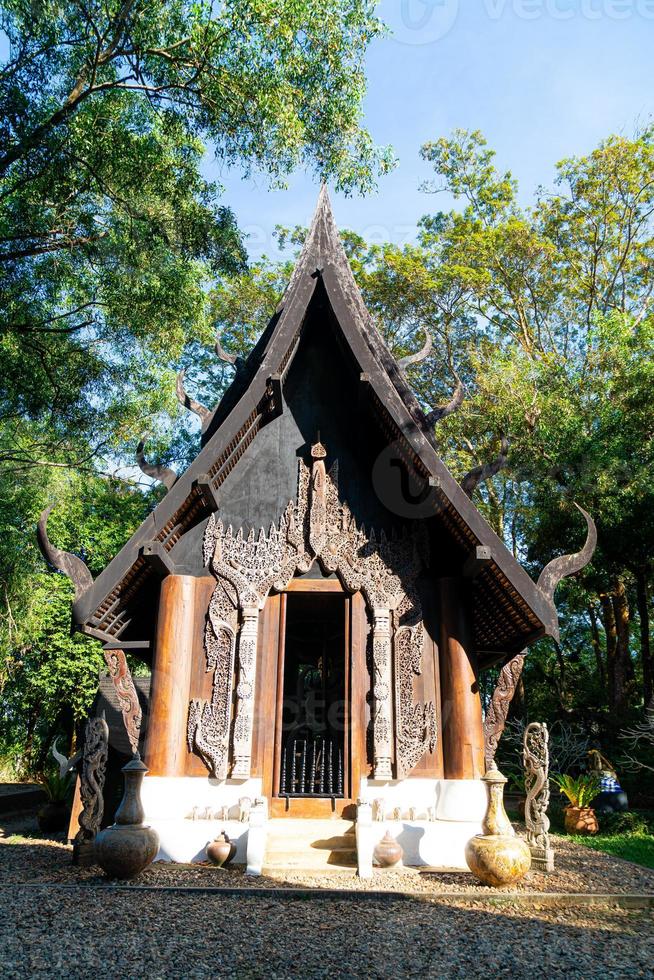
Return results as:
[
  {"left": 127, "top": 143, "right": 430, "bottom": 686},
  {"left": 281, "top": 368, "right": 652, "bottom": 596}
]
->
[
  {"left": 600, "top": 592, "right": 618, "bottom": 711},
  {"left": 611, "top": 578, "right": 635, "bottom": 718},
  {"left": 636, "top": 569, "right": 654, "bottom": 710},
  {"left": 588, "top": 603, "right": 606, "bottom": 691}
]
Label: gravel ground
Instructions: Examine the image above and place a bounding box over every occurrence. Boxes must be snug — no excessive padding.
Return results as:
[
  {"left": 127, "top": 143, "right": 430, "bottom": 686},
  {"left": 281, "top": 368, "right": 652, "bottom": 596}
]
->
[
  {"left": 2, "top": 813, "right": 654, "bottom": 978},
  {"left": 1, "top": 885, "right": 652, "bottom": 978},
  {"left": 3, "top": 811, "right": 654, "bottom": 894}
]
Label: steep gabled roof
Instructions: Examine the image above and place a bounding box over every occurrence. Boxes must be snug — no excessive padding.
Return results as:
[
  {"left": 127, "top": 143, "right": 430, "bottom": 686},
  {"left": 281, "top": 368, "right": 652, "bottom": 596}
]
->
[{"left": 71, "top": 187, "right": 563, "bottom": 661}]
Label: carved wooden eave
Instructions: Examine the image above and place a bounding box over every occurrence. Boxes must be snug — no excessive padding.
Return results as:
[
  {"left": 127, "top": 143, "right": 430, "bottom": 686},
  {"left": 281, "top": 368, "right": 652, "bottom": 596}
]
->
[{"left": 72, "top": 186, "right": 562, "bottom": 662}]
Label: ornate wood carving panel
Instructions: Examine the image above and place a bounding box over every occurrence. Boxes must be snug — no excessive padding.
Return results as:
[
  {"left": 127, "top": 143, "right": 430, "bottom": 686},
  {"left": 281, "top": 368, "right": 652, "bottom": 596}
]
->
[{"left": 188, "top": 440, "right": 437, "bottom": 781}]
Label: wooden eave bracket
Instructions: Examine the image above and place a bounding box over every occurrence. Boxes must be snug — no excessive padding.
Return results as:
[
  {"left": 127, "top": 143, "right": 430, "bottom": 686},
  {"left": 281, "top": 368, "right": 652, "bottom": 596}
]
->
[
  {"left": 103, "top": 639, "right": 151, "bottom": 651},
  {"left": 192, "top": 474, "right": 219, "bottom": 512},
  {"left": 264, "top": 373, "right": 283, "bottom": 421},
  {"left": 464, "top": 545, "right": 492, "bottom": 579},
  {"left": 139, "top": 541, "right": 176, "bottom": 578}
]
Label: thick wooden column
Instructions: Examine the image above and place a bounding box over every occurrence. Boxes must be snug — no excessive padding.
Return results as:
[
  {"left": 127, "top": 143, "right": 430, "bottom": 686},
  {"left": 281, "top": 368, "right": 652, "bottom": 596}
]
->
[
  {"left": 438, "top": 577, "right": 485, "bottom": 779},
  {"left": 145, "top": 575, "right": 197, "bottom": 776}
]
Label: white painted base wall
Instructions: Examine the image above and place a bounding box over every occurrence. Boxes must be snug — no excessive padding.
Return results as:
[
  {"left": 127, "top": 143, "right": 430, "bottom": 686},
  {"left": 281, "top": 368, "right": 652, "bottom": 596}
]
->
[
  {"left": 356, "top": 777, "right": 487, "bottom": 873},
  {"left": 141, "top": 776, "right": 263, "bottom": 865},
  {"left": 139, "top": 775, "right": 489, "bottom": 872}
]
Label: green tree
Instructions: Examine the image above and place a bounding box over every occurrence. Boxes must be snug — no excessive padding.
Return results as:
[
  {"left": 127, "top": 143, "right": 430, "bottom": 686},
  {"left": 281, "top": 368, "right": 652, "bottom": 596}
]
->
[{"left": 0, "top": 0, "right": 392, "bottom": 474}]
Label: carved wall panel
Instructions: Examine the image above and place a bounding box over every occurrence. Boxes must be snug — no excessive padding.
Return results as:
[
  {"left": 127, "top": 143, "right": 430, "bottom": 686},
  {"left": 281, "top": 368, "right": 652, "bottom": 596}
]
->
[{"left": 188, "top": 440, "right": 437, "bottom": 782}]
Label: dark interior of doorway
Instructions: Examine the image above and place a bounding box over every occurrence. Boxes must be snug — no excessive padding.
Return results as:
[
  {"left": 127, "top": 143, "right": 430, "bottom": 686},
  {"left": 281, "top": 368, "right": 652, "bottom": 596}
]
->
[{"left": 278, "top": 591, "right": 346, "bottom": 798}]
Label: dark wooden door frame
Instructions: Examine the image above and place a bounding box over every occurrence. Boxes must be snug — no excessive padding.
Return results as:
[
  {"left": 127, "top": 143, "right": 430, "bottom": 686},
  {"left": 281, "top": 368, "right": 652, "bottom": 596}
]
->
[{"left": 267, "top": 579, "right": 364, "bottom": 817}]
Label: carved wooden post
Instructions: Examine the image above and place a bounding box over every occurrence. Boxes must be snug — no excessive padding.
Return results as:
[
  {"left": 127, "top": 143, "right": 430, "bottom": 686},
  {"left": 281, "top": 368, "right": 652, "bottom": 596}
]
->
[
  {"left": 438, "top": 577, "right": 484, "bottom": 779},
  {"left": 232, "top": 604, "right": 260, "bottom": 777},
  {"left": 145, "top": 575, "right": 196, "bottom": 776},
  {"left": 372, "top": 607, "right": 394, "bottom": 779}
]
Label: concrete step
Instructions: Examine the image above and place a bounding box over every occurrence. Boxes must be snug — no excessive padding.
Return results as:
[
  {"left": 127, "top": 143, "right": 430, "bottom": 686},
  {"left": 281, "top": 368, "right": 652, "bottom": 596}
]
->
[{"left": 263, "top": 818, "right": 357, "bottom": 870}]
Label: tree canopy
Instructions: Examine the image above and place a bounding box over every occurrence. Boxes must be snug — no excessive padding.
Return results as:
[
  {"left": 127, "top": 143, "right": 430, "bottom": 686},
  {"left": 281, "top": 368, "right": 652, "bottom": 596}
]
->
[{"left": 0, "top": 0, "right": 392, "bottom": 773}]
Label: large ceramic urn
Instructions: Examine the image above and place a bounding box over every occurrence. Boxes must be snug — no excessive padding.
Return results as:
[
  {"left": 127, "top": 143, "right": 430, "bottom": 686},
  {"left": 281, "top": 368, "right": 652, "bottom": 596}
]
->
[
  {"left": 94, "top": 754, "right": 159, "bottom": 879},
  {"left": 465, "top": 763, "right": 531, "bottom": 887}
]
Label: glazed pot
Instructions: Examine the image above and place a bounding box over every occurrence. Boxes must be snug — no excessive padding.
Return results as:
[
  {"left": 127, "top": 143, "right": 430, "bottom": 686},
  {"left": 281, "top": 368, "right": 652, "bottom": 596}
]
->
[
  {"left": 465, "top": 833, "right": 532, "bottom": 887},
  {"left": 464, "top": 763, "right": 531, "bottom": 887},
  {"left": 373, "top": 831, "right": 403, "bottom": 868},
  {"left": 37, "top": 802, "right": 69, "bottom": 833},
  {"left": 207, "top": 832, "right": 237, "bottom": 868},
  {"left": 94, "top": 754, "right": 160, "bottom": 880},
  {"left": 564, "top": 806, "right": 599, "bottom": 835}
]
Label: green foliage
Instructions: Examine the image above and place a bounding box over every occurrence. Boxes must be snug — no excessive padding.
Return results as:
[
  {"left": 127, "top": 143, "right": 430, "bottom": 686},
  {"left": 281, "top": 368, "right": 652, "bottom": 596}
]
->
[
  {"left": 37, "top": 769, "right": 73, "bottom": 805},
  {"left": 0, "top": 0, "right": 392, "bottom": 777},
  {"left": 575, "top": 832, "right": 654, "bottom": 870},
  {"left": 0, "top": 465, "right": 151, "bottom": 774},
  {"left": 0, "top": 0, "right": 392, "bottom": 477},
  {"left": 598, "top": 810, "right": 652, "bottom": 836},
  {"left": 551, "top": 773, "right": 601, "bottom": 809}
]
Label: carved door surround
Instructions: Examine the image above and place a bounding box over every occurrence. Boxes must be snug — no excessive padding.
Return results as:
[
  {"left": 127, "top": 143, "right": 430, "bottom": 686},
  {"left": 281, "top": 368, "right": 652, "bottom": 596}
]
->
[{"left": 188, "top": 440, "right": 437, "bottom": 781}]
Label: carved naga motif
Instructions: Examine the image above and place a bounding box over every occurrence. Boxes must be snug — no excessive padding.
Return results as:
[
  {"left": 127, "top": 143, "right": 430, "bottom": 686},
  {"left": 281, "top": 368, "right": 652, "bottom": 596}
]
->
[
  {"left": 523, "top": 721, "right": 554, "bottom": 871},
  {"left": 188, "top": 440, "right": 436, "bottom": 781},
  {"left": 483, "top": 652, "right": 525, "bottom": 770},
  {"left": 75, "top": 713, "right": 109, "bottom": 845},
  {"left": 103, "top": 649, "right": 142, "bottom": 754},
  {"left": 484, "top": 503, "right": 597, "bottom": 766}
]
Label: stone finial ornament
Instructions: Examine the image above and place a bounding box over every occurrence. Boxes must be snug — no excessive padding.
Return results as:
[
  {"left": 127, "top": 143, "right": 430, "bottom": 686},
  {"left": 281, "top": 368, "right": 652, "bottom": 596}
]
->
[{"left": 523, "top": 722, "right": 554, "bottom": 872}]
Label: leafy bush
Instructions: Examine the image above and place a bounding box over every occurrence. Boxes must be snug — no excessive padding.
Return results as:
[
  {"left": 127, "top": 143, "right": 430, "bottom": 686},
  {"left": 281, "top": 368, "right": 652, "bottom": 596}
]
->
[
  {"left": 598, "top": 810, "right": 652, "bottom": 836},
  {"left": 551, "top": 772, "right": 601, "bottom": 808}
]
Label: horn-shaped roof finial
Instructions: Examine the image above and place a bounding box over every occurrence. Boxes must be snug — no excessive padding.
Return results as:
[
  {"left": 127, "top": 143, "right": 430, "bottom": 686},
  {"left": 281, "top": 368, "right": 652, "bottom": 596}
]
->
[{"left": 37, "top": 506, "right": 93, "bottom": 600}]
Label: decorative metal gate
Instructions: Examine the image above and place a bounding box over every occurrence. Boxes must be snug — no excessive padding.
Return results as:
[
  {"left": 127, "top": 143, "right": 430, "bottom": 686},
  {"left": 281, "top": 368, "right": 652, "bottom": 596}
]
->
[{"left": 279, "top": 734, "right": 344, "bottom": 797}]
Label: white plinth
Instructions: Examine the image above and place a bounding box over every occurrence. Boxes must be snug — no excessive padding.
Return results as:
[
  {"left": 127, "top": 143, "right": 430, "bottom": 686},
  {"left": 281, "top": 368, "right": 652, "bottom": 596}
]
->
[{"left": 141, "top": 776, "right": 263, "bottom": 864}]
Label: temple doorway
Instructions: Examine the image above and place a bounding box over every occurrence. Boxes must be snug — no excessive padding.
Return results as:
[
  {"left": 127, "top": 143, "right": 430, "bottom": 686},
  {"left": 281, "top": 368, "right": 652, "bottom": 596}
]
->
[{"left": 276, "top": 591, "right": 347, "bottom": 800}]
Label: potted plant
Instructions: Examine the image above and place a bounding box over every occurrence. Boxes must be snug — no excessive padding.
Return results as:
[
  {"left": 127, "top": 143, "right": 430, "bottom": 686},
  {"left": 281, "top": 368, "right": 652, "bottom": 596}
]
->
[
  {"left": 551, "top": 773, "right": 601, "bottom": 835},
  {"left": 37, "top": 770, "right": 73, "bottom": 833}
]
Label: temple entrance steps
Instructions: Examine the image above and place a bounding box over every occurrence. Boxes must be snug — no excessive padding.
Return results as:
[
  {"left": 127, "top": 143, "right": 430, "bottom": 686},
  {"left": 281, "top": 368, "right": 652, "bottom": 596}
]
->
[{"left": 262, "top": 818, "right": 357, "bottom": 873}]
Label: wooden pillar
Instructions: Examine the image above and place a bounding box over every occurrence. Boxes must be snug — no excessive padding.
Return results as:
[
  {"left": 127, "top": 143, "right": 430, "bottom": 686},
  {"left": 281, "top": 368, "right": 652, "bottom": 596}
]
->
[
  {"left": 145, "top": 575, "right": 197, "bottom": 776},
  {"left": 438, "top": 577, "right": 484, "bottom": 779}
]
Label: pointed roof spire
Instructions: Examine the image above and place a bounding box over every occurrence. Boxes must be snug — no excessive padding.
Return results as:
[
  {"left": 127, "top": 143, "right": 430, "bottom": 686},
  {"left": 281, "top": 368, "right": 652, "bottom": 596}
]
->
[{"left": 279, "top": 183, "right": 357, "bottom": 305}]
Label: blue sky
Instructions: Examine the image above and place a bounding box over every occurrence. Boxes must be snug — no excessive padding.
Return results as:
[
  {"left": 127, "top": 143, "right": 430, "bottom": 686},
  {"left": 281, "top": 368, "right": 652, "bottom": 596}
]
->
[{"left": 214, "top": 0, "right": 654, "bottom": 259}]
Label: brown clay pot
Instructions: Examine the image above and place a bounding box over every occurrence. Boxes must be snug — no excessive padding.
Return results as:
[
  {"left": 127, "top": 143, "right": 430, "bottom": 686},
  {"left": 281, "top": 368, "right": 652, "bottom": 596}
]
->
[
  {"left": 95, "top": 823, "right": 159, "bottom": 879},
  {"left": 37, "top": 802, "right": 69, "bottom": 833},
  {"left": 207, "top": 832, "right": 237, "bottom": 868},
  {"left": 564, "top": 806, "right": 599, "bottom": 835},
  {"left": 465, "top": 833, "right": 532, "bottom": 887},
  {"left": 373, "top": 831, "right": 403, "bottom": 868}
]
